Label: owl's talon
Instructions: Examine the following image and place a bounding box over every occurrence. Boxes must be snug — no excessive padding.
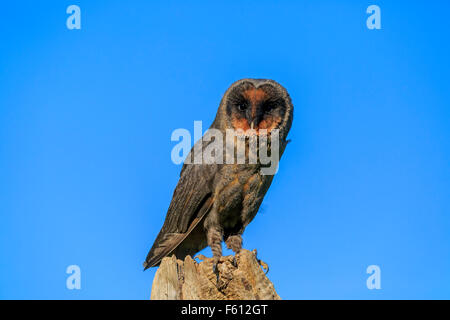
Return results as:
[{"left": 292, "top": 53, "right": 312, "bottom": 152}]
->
[
  {"left": 259, "top": 260, "right": 269, "bottom": 274},
  {"left": 232, "top": 256, "right": 238, "bottom": 268},
  {"left": 212, "top": 263, "right": 220, "bottom": 283},
  {"left": 252, "top": 249, "right": 269, "bottom": 274}
]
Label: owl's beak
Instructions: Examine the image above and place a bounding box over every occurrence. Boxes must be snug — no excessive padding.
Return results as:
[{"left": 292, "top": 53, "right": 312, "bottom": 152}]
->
[
  {"left": 247, "top": 107, "right": 263, "bottom": 131},
  {"left": 249, "top": 113, "right": 262, "bottom": 131},
  {"left": 248, "top": 116, "right": 260, "bottom": 131}
]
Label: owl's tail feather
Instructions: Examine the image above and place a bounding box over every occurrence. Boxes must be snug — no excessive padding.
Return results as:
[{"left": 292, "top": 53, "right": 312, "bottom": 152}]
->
[
  {"left": 143, "top": 232, "right": 185, "bottom": 270},
  {"left": 143, "top": 197, "right": 213, "bottom": 270}
]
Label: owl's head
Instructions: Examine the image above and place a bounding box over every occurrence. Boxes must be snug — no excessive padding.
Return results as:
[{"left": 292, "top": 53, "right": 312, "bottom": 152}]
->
[{"left": 214, "top": 79, "right": 293, "bottom": 140}]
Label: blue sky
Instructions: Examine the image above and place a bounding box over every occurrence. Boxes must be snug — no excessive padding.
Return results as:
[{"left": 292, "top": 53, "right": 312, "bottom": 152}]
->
[{"left": 0, "top": 0, "right": 449, "bottom": 299}]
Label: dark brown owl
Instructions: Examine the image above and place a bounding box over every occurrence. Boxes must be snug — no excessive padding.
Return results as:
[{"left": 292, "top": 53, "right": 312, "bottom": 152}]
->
[{"left": 143, "top": 79, "right": 293, "bottom": 271}]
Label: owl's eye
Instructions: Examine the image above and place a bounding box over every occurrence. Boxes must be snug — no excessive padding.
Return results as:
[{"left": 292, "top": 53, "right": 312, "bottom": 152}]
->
[
  {"left": 263, "top": 102, "right": 275, "bottom": 112},
  {"left": 237, "top": 103, "right": 248, "bottom": 112}
]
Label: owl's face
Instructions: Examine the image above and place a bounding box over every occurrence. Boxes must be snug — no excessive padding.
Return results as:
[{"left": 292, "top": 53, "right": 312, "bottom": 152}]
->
[{"left": 224, "top": 80, "right": 290, "bottom": 134}]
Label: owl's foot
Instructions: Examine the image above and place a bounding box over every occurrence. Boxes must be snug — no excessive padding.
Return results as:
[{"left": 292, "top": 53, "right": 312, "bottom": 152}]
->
[
  {"left": 212, "top": 257, "right": 220, "bottom": 283},
  {"left": 225, "top": 235, "right": 243, "bottom": 254},
  {"left": 252, "top": 249, "right": 269, "bottom": 274},
  {"left": 206, "top": 226, "right": 223, "bottom": 284},
  {"left": 226, "top": 235, "right": 242, "bottom": 268}
]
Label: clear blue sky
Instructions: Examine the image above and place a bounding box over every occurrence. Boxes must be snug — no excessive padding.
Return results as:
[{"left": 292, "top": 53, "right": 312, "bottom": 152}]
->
[{"left": 0, "top": 1, "right": 449, "bottom": 299}]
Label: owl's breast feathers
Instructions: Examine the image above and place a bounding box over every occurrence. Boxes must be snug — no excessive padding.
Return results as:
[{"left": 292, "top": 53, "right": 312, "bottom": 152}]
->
[{"left": 214, "top": 165, "right": 272, "bottom": 230}]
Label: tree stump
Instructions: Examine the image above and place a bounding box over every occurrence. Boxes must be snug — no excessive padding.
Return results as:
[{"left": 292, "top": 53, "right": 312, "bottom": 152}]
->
[{"left": 150, "top": 249, "right": 280, "bottom": 300}]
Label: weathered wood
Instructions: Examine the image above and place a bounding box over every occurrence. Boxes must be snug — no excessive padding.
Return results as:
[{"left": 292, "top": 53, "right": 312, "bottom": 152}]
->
[{"left": 150, "top": 249, "right": 280, "bottom": 300}]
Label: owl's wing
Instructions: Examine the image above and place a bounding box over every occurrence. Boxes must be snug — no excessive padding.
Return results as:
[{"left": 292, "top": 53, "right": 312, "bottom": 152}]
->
[{"left": 143, "top": 143, "right": 218, "bottom": 270}]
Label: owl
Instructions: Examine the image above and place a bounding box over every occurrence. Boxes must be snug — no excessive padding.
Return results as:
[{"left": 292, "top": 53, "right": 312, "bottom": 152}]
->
[{"left": 143, "top": 79, "right": 293, "bottom": 273}]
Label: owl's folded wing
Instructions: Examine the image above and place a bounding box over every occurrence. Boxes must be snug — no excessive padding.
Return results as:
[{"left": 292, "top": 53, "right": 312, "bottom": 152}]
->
[{"left": 143, "top": 159, "right": 218, "bottom": 270}]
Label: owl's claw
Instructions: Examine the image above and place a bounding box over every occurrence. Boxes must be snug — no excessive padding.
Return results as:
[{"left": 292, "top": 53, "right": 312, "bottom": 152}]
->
[
  {"left": 259, "top": 260, "right": 269, "bottom": 274},
  {"left": 252, "top": 249, "right": 269, "bottom": 274},
  {"left": 212, "top": 262, "right": 220, "bottom": 283},
  {"left": 232, "top": 256, "right": 238, "bottom": 268}
]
